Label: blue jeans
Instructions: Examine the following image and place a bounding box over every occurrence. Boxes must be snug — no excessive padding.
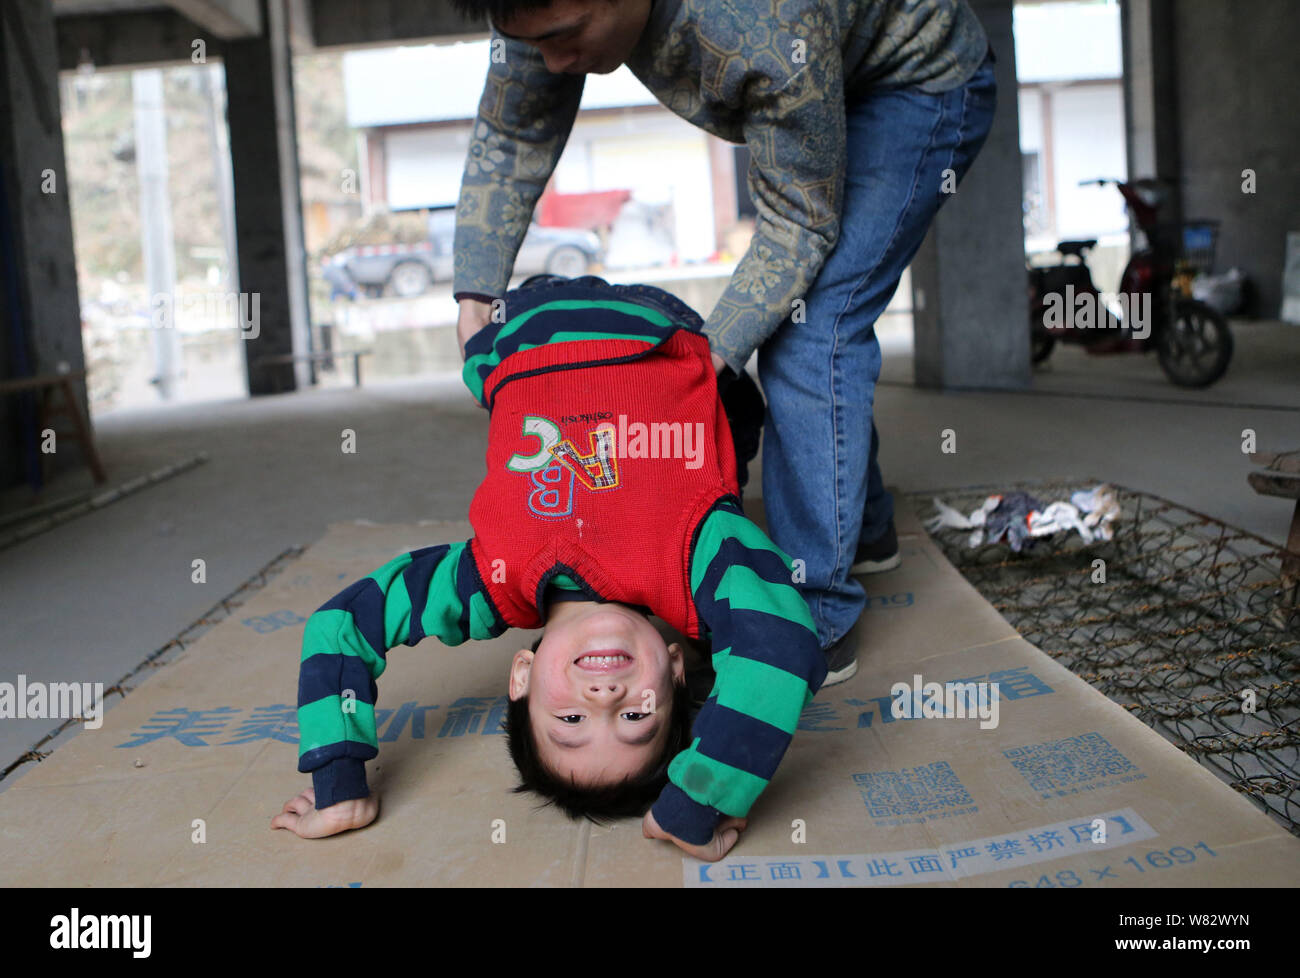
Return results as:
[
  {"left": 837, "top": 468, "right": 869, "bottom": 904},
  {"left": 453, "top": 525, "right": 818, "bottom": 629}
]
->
[{"left": 757, "top": 52, "right": 997, "bottom": 648}]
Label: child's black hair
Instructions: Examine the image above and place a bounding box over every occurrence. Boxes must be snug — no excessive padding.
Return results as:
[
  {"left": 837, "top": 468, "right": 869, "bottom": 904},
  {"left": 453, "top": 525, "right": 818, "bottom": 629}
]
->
[{"left": 504, "top": 633, "right": 696, "bottom": 824}]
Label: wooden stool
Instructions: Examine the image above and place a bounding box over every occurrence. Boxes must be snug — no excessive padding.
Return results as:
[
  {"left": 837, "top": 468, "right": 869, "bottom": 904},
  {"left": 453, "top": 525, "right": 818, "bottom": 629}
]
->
[
  {"left": 0, "top": 370, "right": 108, "bottom": 488},
  {"left": 1247, "top": 450, "right": 1300, "bottom": 620}
]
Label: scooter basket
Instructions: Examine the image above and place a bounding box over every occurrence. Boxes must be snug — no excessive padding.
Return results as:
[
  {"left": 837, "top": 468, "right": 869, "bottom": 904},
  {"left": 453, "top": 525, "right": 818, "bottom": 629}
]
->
[
  {"left": 1148, "top": 221, "right": 1219, "bottom": 275},
  {"left": 1179, "top": 220, "right": 1219, "bottom": 275}
]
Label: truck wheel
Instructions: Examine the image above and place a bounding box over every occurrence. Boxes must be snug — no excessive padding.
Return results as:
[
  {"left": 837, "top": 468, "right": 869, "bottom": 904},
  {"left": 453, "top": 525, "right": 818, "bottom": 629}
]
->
[
  {"left": 546, "top": 246, "right": 589, "bottom": 277},
  {"left": 388, "top": 261, "right": 432, "bottom": 298}
]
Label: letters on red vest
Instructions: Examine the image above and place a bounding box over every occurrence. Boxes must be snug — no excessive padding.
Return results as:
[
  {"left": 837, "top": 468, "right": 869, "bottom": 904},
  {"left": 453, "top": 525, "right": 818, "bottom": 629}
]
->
[{"left": 468, "top": 329, "right": 738, "bottom": 640}]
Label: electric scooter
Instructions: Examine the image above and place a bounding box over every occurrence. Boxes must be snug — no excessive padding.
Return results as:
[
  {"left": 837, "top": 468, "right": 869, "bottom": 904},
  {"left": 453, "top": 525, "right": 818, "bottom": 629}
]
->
[{"left": 1027, "top": 177, "right": 1232, "bottom": 387}]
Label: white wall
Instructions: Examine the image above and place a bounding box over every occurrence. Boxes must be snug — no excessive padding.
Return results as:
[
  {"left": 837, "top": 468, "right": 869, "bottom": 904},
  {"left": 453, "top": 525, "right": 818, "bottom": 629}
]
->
[
  {"left": 384, "top": 127, "right": 469, "bottom": 210},
  {"left": 1018, "top": 88, "right": 1043, "bottom": 152},
  {"left": 554, "top": 112, "right": 716, "bottom": 262},
  {"left": 1049, "top": 84, "right": 1129, "bottom": 239},
  {"left": 1014, "top": 0, "right": 1123, "bottom": 83},
  {"left": 378, "top": 109, "right": 716, "bottom": 265},
  {"left": 1014, "top": 1, "right": 1128, "bottom": 250}
]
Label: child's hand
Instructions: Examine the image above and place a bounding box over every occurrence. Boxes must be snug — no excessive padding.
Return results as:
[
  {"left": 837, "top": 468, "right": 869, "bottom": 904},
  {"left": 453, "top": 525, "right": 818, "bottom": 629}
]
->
[
  {"left": 642, "top": 809, "right": 748, "bottom": 862},
  {"left": 710, "top": 352, "right": 727, "bottom": 375},
  {"left": 270, "top": 787, "right": 379, "bottom": 838}
]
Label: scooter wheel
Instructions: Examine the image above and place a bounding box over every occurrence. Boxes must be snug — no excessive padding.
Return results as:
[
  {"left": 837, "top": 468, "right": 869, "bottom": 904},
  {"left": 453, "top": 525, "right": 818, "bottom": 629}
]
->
[{"left": 1157, "top": 300, "right": 1233, "bottom": 387}]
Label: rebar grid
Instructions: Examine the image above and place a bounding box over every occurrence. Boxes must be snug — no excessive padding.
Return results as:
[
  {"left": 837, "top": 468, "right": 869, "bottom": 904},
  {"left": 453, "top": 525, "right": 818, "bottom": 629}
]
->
[{"left": 909, "top": 480, "right": 1300, "bottom": 838}]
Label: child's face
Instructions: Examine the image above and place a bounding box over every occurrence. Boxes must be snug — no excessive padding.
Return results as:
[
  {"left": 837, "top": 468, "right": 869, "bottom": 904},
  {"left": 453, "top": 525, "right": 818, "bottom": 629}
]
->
[{"left": 508, "top": 601, "right": 685, "bottom": 786}]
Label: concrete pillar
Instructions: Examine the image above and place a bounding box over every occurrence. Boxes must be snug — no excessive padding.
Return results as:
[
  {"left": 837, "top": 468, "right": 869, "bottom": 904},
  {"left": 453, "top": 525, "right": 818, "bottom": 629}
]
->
[
  {"left": 132, "top": 68, "right": 184, "bottom": 401},
  {"left": 222, "top": 0, "right": 312, "bottom": 394},
  {"left": 1163, "top": 0, "right": 1300, "bottom": 318},
  {"left": 1120, "top": 0, "right": 1182, "bottom": 227},
  {"left": 0, "top": 0, "right": 89, "bottom": 491},
  {"left": 198, "top": 63, "right": 240, "bottom": 307},
  {"left": 910, "top": 0, "right": 1029, "bottom": 391}
]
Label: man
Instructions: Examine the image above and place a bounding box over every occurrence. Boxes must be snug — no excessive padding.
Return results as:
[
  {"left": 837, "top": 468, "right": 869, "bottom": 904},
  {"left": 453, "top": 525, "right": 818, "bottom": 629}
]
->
[{"left": 450, "top": 0, "right": 996, "bottom": 684}]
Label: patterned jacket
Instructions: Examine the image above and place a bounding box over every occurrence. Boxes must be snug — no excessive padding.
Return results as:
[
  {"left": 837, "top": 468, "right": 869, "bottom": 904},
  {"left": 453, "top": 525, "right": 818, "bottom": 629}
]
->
[{"left": 453, "top": 0, "right": 989, "bottom": 371}]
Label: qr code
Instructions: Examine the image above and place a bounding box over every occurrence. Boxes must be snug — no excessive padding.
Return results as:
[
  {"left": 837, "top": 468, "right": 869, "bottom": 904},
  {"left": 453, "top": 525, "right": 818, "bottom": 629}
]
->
[
  {"left": 1004, "top": 732, "right": 1136, "bottom": 790},
  {"left": 852, "top": 761, "right": 973, "bottom": 818}
]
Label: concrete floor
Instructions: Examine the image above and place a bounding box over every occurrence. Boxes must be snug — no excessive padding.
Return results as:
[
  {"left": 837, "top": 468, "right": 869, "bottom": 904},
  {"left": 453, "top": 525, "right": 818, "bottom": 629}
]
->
[{"left": 1, "top": 317, "right": 1297, "bottom": 773}]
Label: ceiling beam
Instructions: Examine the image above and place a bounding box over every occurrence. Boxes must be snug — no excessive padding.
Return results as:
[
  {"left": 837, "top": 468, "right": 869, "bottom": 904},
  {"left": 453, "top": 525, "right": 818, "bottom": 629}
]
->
[
  {"left": 309, "top": 0, "right": 477, "bottom": 49},
  {"left": 165, "top": 0, "right": 260, "bottom": 39},
  {"left": 56, "top": 9, "right": 215, "bottom": 71}
]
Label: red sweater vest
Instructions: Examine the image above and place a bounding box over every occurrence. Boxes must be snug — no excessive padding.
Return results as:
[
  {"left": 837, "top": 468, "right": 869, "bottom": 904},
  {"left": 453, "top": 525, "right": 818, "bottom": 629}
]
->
[{"left": 467, "top": 330, "right": 738, "bottom": 640}]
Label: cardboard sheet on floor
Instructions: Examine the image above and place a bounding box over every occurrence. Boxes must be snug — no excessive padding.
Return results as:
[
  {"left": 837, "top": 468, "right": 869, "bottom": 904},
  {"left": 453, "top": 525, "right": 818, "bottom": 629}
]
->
[{"left": 3, "top": 495, "right": 1298, "bottom": 887}]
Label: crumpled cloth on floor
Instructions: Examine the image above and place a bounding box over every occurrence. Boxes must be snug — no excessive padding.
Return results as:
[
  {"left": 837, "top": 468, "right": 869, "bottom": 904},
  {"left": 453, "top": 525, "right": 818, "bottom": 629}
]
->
[{"left": 923, "top": 485, "right": 1121, "bottom": 551}]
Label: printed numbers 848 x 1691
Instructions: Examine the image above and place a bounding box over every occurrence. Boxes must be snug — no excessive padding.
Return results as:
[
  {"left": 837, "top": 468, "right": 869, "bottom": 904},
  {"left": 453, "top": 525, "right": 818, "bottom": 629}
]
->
[{"left": 1008, "top": 842, "right": 1217, "bottom": 887}]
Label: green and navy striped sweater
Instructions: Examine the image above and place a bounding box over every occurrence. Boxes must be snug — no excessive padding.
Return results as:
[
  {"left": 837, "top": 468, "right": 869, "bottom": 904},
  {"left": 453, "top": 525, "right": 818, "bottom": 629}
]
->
[{"left": 297, "top": 277, "right": 827, "bottom": 844}]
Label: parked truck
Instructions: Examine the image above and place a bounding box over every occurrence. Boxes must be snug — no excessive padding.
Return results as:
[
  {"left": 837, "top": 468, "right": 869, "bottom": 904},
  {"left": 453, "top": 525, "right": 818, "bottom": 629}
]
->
[{"left": 327, "top": 207, "right": 602, "bottom": 299}]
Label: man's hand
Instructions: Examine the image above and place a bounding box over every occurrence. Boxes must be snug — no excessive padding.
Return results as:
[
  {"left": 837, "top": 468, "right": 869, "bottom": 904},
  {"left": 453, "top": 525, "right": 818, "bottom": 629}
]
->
[
  {"left": 642, "top": 808, "right": 748, "bottom": 861},
  {"left": 457, "top": 297, "right": 495, "bottom": 360},
  {"left": 271, "top": 787, "right": 379, "bottom": 839},
  {"left": 710, "top": 352, "right": 727, "bottom": 376}
]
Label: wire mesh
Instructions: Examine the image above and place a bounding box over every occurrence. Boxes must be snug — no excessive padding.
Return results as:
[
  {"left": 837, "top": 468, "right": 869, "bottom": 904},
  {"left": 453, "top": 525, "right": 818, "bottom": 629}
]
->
[{"left": 908, "top": 479, "right": 1300, "bottom": 838}]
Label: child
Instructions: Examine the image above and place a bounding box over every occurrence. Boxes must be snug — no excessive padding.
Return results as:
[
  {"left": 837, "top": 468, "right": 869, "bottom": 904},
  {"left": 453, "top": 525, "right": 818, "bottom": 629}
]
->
[{"left": 272, "top": 275, "right": 827, "bottom": 860}]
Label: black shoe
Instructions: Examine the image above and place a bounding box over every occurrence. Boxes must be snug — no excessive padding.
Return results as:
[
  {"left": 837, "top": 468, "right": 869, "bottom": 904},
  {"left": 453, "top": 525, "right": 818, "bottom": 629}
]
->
[
  {"left": 850, "top": 520, "right": 901, "bottom": 574},
  {"left": 821, "top": 633, "right": 858, "bottom": 687}
]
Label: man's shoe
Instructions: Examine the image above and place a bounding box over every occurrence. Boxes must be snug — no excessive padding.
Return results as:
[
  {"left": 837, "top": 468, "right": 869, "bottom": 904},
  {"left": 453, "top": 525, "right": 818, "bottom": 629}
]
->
[
  {"left": 821, "top": 633, "right": 858, "bottom": 687},
  {"left": 850, "top": 520, "right": 901, "bottom": 574}
]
